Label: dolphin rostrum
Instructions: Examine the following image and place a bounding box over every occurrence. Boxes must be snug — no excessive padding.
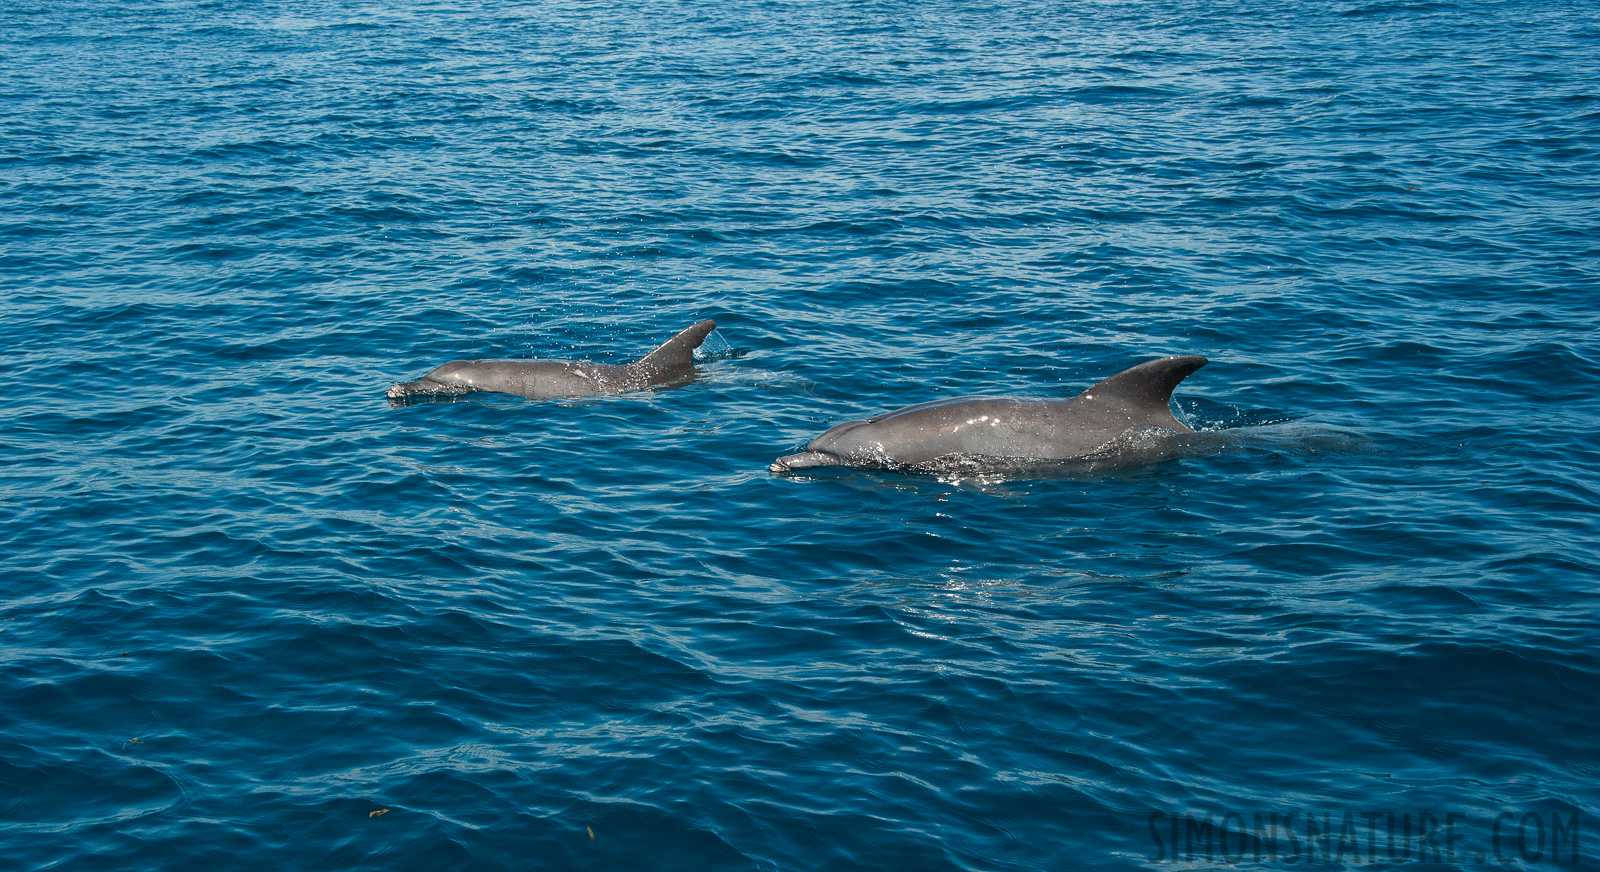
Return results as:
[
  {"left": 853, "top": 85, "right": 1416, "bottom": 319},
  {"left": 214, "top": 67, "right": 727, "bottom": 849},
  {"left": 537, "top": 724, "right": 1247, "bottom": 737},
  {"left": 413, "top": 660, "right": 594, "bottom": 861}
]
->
[
  {"left": 388, "top": 320, "right": 717, "bottom": 401},
  {"left": 770, "top": 355, "right": 1209, "bottom": 474}
]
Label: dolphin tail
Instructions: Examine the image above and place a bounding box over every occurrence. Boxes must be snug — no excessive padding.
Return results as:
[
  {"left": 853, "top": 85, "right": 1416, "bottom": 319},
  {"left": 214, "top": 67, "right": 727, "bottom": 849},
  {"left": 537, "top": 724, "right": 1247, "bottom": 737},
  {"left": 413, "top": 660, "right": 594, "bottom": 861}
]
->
[
  {"left": 1077, "top": 355, "right": 1208, "bottom": 432},
  {"left": 634, "top": 319, "right": 717, "bottom": 375}
]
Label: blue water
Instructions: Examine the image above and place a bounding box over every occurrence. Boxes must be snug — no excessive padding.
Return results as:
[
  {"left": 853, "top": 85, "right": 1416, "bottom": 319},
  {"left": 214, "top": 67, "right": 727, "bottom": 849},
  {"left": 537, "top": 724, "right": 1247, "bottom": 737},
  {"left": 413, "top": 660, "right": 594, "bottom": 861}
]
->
[{"left": 3, "top": 1, "right": 1598, "bottom": 869}]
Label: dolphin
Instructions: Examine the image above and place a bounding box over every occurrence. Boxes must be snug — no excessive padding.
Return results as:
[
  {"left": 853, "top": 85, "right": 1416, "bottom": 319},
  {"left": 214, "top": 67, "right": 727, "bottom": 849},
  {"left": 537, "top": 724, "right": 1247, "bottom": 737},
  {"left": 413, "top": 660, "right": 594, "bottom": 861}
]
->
[
  {"left": 387, "top": 320, "right": 716, "bottom": 401},
  {"left": 770, "top": 355, "right": 1209, "bottom": 474}
]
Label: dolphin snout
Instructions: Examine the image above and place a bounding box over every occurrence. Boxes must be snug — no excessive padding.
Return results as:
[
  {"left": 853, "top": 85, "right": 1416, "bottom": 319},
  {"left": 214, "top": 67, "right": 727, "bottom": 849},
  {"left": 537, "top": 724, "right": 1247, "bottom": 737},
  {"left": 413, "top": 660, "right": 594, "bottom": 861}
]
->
[{"left": 770, "top": 451, "right": 837, "bottom": 474}]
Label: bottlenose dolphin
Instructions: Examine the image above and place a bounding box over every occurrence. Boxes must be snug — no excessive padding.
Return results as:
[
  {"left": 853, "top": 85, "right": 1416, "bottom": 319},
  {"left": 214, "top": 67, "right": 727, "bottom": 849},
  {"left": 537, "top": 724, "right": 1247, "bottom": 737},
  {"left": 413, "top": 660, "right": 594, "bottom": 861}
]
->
[
  {"left": 770, "top": 355, "right": 1209, "bottom": 474},
  {"left": 387, "top": 320, "right": 716, "bottom": 401}
]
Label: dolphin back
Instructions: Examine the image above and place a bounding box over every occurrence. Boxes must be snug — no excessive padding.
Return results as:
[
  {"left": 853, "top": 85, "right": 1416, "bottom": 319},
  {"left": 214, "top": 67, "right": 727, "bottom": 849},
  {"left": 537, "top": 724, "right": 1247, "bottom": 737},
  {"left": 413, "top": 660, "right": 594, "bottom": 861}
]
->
[
  {"left": 388, "top": 319, "right": 716, "bottom": 401},
  {"left": 1074, "top": 354, "right": 1207, "bottom": 432}
]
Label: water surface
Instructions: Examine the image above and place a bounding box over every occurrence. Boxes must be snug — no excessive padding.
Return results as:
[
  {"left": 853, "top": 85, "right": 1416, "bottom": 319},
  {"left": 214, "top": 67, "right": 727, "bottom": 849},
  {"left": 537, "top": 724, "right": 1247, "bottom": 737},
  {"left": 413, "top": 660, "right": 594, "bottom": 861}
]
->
[{"left": 3, "top": 1, "right": 1598, "bottom": 869}]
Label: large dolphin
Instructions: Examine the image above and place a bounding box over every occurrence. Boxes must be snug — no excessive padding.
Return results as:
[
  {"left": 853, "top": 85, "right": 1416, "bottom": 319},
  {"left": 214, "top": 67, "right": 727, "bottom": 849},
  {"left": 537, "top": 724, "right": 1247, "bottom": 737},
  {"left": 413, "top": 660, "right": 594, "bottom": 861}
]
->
[
  {"left": 771, "top": 355, "right": 1209, "bottom": 474},
  {"left": 388, "top": 320, "right": 716, "bottom": 401}
]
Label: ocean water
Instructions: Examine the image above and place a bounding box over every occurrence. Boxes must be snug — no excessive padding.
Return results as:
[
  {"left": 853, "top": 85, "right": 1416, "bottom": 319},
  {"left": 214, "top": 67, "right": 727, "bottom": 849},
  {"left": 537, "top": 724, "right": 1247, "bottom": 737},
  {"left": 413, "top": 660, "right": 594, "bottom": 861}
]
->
[{"left": 3, "top": 0, "right": 1598, "bottom": 869}]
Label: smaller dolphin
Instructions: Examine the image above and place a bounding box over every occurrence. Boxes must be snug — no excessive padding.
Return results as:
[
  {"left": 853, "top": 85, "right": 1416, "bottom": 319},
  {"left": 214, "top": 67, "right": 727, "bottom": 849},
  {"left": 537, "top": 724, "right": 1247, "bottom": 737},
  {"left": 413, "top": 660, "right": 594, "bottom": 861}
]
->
[
  {"left": 388, "top": 320, "right": 716, "bottom": 401},
  {"left": 771, "top": 355, "right": 1209, "bottom": 474}
]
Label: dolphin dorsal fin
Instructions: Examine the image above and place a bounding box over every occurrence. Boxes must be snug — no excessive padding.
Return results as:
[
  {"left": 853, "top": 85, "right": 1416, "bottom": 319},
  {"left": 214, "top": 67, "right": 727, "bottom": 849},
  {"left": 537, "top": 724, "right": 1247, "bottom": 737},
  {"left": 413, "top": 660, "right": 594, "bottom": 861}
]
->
[
  {"left": 634, "top": 319, "right": 717, "bottom": 373},
  {"left": 1075, "top": 355, "right": 1208, "bottom": 430}
]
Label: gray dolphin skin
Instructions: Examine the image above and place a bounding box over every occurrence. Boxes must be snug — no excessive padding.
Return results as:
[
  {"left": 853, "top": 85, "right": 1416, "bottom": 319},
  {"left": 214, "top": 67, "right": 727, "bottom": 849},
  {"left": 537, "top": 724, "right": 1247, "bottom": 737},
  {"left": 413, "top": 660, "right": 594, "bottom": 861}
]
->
[
  {"left": 387, "top": 320, "right": 716, "bottom": 401},
  {"left": 770, "top": 355, "right": 1209, "bottom": 474}
]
